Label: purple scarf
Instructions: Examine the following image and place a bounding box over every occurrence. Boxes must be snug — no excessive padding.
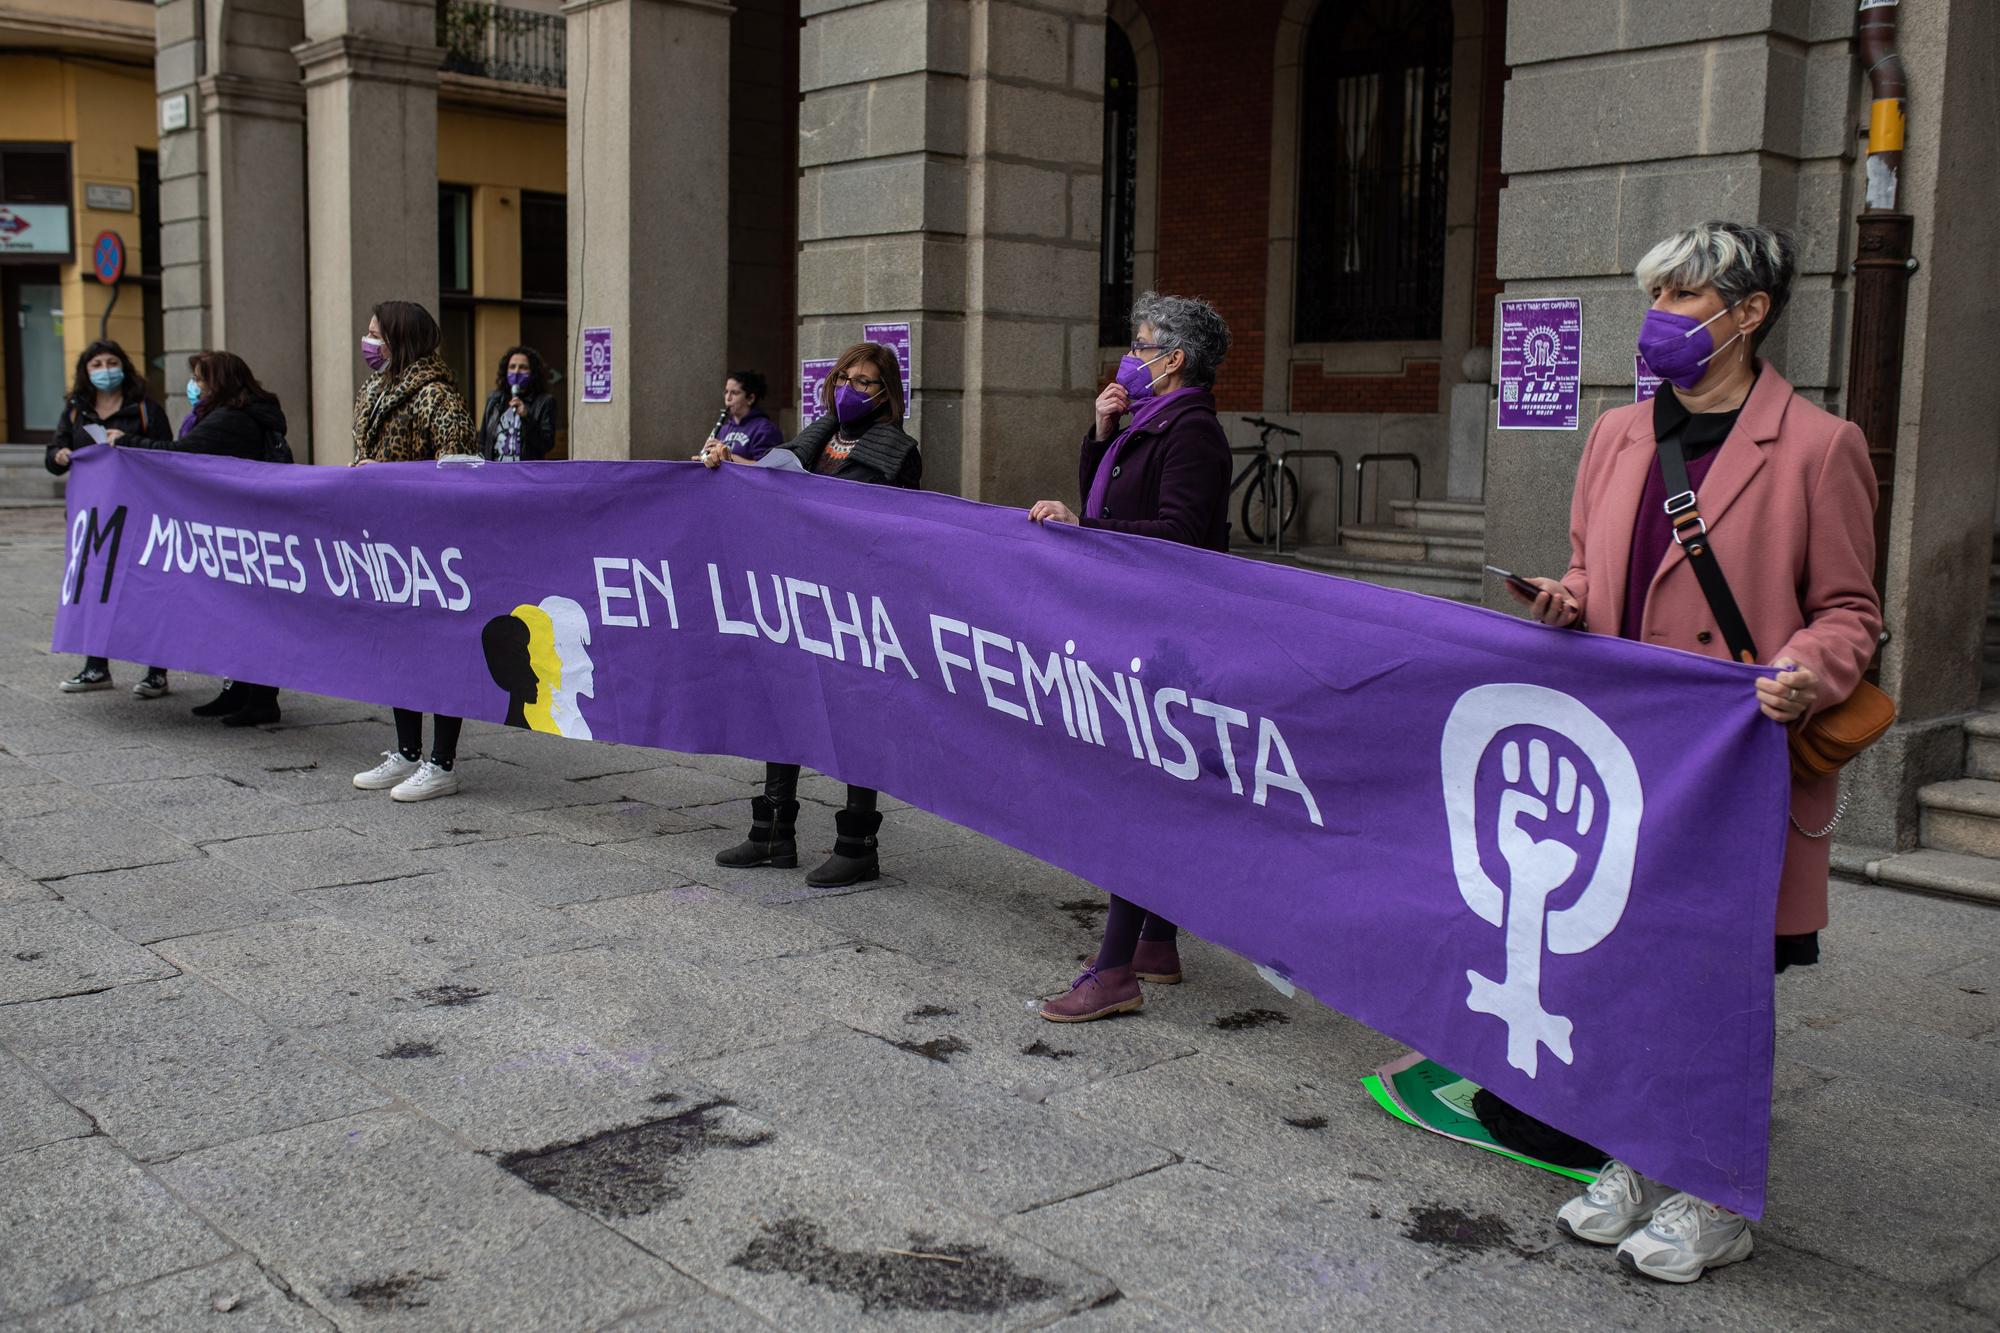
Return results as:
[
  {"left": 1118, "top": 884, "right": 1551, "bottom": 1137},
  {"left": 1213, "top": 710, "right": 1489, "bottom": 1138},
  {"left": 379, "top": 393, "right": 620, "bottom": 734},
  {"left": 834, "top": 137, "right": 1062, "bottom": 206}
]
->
[
  {"left": 1084, "top": 386, "right": 1204, "bottom": 518},
  {"left": 178, "top": 401, "right": 210, "bottom": 441}
]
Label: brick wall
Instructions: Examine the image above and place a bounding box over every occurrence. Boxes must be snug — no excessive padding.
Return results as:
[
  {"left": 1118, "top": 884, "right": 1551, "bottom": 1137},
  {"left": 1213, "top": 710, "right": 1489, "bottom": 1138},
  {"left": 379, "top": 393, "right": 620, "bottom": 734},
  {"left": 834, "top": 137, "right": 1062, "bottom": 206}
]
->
[
  {"left": 1290, "top": 360, "right": 1441, "bottom": 414},
  {"left": 1145, "top": 0, "right": 1281, "bottom": 413}
]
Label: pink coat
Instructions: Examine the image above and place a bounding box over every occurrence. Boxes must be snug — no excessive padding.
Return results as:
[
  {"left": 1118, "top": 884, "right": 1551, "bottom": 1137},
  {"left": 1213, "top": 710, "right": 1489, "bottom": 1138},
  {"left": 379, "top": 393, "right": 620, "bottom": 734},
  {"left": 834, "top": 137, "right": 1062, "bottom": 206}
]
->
[{"left": 1558, "top": 362, "right": 1882, "bottom": 934}]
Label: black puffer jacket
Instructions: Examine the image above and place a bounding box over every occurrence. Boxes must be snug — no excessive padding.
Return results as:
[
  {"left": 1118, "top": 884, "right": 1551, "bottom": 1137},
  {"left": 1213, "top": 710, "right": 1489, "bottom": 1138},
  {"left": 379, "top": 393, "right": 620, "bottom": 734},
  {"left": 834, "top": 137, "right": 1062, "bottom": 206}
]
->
[
  {"left": 784, "top": 413, "right": 922, "bottom": 488},
  {"left": 126, "top": 395, "right": 288, "bottom": 462},
  {"left": 478, "top": 389, "right": 556, "bottom": 460},
  {"left": 45, "top": 395, "right": 172, "bottom": 474}
]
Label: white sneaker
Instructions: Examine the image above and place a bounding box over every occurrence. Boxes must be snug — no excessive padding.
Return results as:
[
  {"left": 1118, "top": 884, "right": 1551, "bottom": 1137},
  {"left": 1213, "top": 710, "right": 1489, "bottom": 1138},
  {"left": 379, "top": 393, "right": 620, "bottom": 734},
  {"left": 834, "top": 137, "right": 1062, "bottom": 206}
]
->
[
  {"left": 1616, "top": 1192, "right": 1754, "bottom": 1283},
  {"left": 391, "top": 759, "right": 460, "bottom": 802},
  {"left": 1557, "top": 1159, "right": 1670, "bottom": 1245},
  {"left": 353, "top": 751, "right": 421, "bottom": 790}
]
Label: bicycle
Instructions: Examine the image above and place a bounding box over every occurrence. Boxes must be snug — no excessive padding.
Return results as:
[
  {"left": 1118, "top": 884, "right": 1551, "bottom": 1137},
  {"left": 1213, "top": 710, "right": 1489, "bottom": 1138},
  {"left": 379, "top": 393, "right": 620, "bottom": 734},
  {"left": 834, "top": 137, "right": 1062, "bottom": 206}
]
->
[{"left": 1231, "top": 416, "right": 1301, "bottom": 546}]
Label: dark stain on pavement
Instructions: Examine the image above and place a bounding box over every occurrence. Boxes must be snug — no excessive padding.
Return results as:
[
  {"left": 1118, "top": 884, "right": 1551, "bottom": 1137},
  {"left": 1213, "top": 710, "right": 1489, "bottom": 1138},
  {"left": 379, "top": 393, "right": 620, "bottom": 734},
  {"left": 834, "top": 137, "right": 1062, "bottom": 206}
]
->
[
  {"left": 262, "top": 762, "right": 318, "bottom": 773},
  {"left": 904, "top": 1004, "right": 957, "bottom": 1020},
  {"left": 414, "top": 983, "right": 489, "bottom": 1008},
  {"left": 1057, "top": 898, "right": 1107, "bottom": 931},
  {"left": 499, "top": 1099, "right": 772, "bottom": 1219},
  {"left": 340, "top": 1271, "right": 443, "bottom": 1310},
  {"left": 1403, "top": 1203, "right": 1518, "bottom": 1257},
  {"left": 379, "top": 1041, "right": 441, "bottom": 1060},
  {"left": 890, "top": 1035, "right": 969, "bottom": 1064},
  {"left": 1212, "top": 1008, "right": 1290, "bottom": 1031},
  {"left": 1284, "top": 1115, "right": 1328, "bottom": 1129},
  {"left": 14, "top": 951, "right": 44, "bottom": 962},
  {"left": 1021, "top": 1041, "right": 1078, "bottom": 1060},
  {"left": 730, "top": 1217, "right": 1058, "bottom": 1314},
  {"left": 648, "top": 1091, "right": 683, "bottom": 1105}
]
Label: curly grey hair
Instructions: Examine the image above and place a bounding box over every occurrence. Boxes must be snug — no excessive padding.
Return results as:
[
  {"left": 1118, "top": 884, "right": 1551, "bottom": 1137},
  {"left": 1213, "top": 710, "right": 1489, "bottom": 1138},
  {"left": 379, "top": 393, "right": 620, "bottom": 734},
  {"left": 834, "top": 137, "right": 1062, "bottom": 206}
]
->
[
  {"left": 1129, "top": 292, "right": 1230, "bottom": 388},
  {"left": 1633, "top": 221, "right": 1798, "bottom": 345}
]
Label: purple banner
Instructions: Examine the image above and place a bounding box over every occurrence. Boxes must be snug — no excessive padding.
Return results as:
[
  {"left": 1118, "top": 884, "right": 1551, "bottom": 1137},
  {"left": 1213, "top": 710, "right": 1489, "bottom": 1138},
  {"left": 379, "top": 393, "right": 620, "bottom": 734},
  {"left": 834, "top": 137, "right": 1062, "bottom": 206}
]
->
[
  {"left": 1635, "top": 354, "right": 1663, "bottom": 404},
  {"left": 799, "top": 358, "right": 837, "bottom": 423},
  {"left": 1498, "top": 297, "right": 1582, "bottom": 430},
  {"left": 581, "top": 328, "right": 613, "bottom": 404},
  {"left": 53, "top": 450, "right": 1791, "bottom": 1214},
  {"left": 863, "top": 322, "right": 914, "bottom": 419}
]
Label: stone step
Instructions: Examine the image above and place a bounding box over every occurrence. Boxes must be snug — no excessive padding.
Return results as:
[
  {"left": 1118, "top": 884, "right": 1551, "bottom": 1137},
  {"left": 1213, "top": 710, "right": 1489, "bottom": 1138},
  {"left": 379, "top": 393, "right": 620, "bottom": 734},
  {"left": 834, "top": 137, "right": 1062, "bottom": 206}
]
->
[
  {"left": 1867, "top": 848, "right": 2000, "bottom": 908},
  {"left": 1337, "top": 525, "right": 1484, "bottom": 565},
  {"left": 1964, "top": 713, "right": 2000, "bottom": 780},
  {"left": 1285, "top": 550, "right": 1482, "bottom": 602},
  {"left": 0, "top": 445, "right": 62, "bottom": 502},
  {"left": 1917, "top": 778, "right": 2000, "bottom": 858},
  {"left": 1390, "top": 499, "right": 1486, "bottom": 534}
]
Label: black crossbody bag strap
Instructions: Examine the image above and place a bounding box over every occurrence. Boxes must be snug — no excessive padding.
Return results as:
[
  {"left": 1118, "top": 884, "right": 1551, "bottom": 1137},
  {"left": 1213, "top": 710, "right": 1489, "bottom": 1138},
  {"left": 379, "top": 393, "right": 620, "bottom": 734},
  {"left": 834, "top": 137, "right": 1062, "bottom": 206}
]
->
[{"left": 1655, "top": 423, "right": 1760, "bottom": 665}]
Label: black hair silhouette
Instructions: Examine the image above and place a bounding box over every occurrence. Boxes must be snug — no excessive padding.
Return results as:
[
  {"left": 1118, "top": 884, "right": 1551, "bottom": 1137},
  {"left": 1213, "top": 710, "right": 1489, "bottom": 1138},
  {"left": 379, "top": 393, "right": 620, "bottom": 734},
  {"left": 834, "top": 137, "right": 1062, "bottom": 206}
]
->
[{"left": 482, "top": 613, "right": 537, "bottom": 728}]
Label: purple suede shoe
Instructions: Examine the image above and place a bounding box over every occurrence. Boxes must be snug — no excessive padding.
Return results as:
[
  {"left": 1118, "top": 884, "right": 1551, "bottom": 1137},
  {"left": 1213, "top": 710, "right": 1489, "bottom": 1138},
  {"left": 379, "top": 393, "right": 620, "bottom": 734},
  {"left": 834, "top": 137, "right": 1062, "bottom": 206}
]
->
[{"left": 1040, "top": 965, "right": 1143, "bottom": 1023}]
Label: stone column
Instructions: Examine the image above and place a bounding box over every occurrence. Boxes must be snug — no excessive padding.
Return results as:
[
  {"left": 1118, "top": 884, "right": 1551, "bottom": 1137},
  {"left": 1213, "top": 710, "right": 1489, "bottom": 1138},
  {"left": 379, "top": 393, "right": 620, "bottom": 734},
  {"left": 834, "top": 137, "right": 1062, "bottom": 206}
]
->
[
  {"left": 1839, "top": 0, "right": 2000, "bottom": 848},
  {"left": 797, "top": 0, "right": 1104, "bottom": 502},
  {"left": 294, "top": 0, "right": 442, "bottom": 465},
  {"left": 156, "top": 0, "right": 310, "bottom": 451},
  {"left": 562, "top": 0, "right": 732, "bottom": 460},
  {"left": 1480, "top": 5, "right": 1862, "bottom": 592}
]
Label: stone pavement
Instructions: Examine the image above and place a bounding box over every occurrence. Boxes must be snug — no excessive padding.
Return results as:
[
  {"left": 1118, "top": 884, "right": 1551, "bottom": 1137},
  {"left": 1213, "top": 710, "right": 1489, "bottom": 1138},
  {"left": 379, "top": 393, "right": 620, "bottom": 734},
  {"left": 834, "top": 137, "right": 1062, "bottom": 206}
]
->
[{"left": 1, "top": 500, "right": 1997, "bottom": 1331}]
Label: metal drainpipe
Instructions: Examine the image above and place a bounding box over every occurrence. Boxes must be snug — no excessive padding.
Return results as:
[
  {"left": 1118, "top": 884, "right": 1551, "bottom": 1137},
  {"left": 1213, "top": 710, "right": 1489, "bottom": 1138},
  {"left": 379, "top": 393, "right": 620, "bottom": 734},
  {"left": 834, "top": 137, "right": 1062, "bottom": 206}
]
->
[{"left": 1846, "top": 0, "right": 1916, "bottom": 596}]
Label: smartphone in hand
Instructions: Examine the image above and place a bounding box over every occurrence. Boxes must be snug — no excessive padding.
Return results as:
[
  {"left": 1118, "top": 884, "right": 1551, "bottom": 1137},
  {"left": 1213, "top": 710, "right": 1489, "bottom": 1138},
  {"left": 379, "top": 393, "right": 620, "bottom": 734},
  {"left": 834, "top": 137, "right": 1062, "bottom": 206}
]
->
[{"left": 1483, "top": 564, "right": 1543, "bottom": 601}]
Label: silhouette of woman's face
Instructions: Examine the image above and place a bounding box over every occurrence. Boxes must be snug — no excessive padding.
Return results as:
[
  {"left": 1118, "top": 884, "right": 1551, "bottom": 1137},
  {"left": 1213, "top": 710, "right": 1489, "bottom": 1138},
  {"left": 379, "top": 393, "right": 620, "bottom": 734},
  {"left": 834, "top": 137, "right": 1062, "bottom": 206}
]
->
[{"left": 482, "top": 614, "right": 537, "bottom": 724}]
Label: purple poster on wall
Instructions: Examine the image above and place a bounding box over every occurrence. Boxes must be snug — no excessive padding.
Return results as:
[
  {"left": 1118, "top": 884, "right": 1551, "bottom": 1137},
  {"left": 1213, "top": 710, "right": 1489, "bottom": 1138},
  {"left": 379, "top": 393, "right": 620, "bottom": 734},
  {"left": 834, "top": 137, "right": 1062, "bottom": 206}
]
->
[
  {"left": 1497, "top": 297, "right": 1582, "bottom": 430},
  {"left": 1635, "top": 354, "right": 1663, "bottom": 403},
  {"left": 799, "top": 358, "right": 837, "bottom": 422},
  {"left": 863, "top": 322, "right": 913, "bottom": 418},
  {"left": 581, "top": 327, "right": 613, "bottom": 404}
]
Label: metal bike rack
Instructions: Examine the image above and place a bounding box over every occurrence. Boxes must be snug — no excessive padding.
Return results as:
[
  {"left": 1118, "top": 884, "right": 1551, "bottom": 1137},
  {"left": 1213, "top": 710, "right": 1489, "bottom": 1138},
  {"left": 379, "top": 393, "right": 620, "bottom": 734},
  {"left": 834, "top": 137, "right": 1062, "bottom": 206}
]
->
[
  {"left": 1354, "top": 452, "right": 1421, "bottom": 526},
  {"left": 1269, "top": 446, "right": 1343, "bottom": 558}
]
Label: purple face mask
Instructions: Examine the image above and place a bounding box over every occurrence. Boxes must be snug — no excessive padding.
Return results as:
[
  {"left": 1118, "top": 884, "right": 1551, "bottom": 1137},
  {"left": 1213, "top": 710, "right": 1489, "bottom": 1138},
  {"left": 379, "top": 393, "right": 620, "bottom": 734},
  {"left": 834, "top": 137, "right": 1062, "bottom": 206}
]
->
[
  {"left": 1115, "top": 351, "right": 1168, "bottom": 402},
  {"left": 833, "top": 382, "right": 881, "bottom": 426},
  {"left": 361, "top": 336, "right": 388, "bottom": 373},
  {"left": 507, "top": 371, "right": 531, "bottom": 390},
  {"left": 1635, "top": 306, "right": 1740, "bottom": 390}
]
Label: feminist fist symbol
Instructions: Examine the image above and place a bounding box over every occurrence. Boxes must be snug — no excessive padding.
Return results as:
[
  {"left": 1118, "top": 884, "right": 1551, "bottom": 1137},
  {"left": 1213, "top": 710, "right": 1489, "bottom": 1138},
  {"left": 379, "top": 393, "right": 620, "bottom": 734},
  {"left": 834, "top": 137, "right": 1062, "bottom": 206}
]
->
[
  {"left": 1441, "top": 685, "right": 1644, "bottom": 1080},
  {"left": 1465, "top": 738, "right": 1592, "bottom": 1076}
]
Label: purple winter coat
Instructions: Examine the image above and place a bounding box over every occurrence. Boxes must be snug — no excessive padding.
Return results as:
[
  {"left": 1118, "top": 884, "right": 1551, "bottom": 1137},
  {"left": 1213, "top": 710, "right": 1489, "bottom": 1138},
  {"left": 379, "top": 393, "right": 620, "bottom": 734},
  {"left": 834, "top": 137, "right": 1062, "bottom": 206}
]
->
[{"left": 1077, "top": 387, "right": 1232, "bottom": 551}]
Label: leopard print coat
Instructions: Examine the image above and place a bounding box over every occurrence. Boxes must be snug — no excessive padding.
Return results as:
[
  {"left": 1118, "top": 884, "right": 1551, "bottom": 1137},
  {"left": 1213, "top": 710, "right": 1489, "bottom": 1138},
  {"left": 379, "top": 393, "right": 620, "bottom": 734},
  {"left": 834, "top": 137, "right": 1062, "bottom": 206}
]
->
[{"left": 350, "top": 354, "right": 476, "bottom": 464}]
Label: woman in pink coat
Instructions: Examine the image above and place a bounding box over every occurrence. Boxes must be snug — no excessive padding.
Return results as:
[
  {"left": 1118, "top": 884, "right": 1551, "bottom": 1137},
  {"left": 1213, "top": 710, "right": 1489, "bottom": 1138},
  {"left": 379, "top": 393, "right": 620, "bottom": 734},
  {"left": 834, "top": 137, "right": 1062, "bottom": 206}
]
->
[{"left": 1510, "top": 221, "right": 1882, "bottom": 1283}]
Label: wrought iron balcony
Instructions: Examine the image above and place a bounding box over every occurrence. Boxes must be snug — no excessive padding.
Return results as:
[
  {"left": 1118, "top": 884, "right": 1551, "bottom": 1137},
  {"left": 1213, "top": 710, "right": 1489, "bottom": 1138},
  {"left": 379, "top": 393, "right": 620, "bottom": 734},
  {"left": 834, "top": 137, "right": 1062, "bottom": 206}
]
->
[{"left": 437, "top": 0, "right": 565, "bottom": 90}]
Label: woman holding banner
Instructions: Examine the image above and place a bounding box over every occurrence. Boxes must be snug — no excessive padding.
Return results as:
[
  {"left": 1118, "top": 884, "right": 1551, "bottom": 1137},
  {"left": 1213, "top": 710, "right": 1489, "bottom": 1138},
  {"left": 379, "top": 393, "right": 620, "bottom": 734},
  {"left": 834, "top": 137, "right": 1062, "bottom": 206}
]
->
[
  {"left": 118, "top": 350, "right": 292, "bottom": 725},
  {"left": 1509, "top": 222, "right": 1881, "bottom": 1282},
  {"left": 1027, "top": 292, "right": 1234, "bottom": 1022},
  {"left": 698, "top": 341, "right": 920, "bottom": 885},
  {"left": 45, "top": 339, "right": 174, "bottom": 697},
  {"left": 349, "top": 300, "right": 477, "bottom": 802}
]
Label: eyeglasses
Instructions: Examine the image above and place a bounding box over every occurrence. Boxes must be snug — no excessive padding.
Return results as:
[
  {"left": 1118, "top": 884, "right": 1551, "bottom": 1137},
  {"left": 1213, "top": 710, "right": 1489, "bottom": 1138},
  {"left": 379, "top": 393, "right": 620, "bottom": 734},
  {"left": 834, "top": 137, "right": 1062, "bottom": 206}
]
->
[
  {"left": 835, "top": 374, "right": 884, "bottom": 391},
  {"left": 1129, "top": 341, "right": 1167, "bottom": 355}
]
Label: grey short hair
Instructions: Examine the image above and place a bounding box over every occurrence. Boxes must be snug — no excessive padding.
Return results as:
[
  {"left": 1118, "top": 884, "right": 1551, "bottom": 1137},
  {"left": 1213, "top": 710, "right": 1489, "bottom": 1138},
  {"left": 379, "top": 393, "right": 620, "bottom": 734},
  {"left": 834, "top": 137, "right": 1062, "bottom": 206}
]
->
[
  {"left": 1633, "top": 221, "right": 1798, "bottom": 345},
  {"left": 1130, "top": 292, "right": 1230, "bottom": 388}
]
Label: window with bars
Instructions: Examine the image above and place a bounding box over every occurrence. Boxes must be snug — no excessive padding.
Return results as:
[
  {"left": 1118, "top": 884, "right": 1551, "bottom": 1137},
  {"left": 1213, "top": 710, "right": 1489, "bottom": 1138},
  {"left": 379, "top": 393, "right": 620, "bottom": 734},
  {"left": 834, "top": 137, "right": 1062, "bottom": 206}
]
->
[
  {"left": 1294, "top": 0, "right": 1453, "bottom": 344},
  {"left": 1099, "top": 20, "right": 1139, "bottom": 347}
]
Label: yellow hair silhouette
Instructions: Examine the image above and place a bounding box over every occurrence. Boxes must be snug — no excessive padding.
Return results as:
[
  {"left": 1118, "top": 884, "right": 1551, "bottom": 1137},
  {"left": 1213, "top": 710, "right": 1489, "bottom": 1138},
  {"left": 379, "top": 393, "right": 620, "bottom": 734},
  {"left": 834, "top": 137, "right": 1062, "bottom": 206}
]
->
[{"left": 513, "top": 603, "right": 561, "bottom": 733}]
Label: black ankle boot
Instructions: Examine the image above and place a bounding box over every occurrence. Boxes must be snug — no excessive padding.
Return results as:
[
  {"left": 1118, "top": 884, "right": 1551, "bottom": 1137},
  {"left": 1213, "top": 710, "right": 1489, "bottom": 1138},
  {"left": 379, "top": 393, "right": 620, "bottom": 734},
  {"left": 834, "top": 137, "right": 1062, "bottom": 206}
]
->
[
  {"left": 222, "top": 686, "right": 281, "bottom": 728},
  {"left": 807, "top": 808, "right": 882, "bottom": 887},
  {"left": 191, "top": 680, "right": 248, "bottom": 717},
  {"left": 715, "top": 796, "right": 800, "bottom": 868}
]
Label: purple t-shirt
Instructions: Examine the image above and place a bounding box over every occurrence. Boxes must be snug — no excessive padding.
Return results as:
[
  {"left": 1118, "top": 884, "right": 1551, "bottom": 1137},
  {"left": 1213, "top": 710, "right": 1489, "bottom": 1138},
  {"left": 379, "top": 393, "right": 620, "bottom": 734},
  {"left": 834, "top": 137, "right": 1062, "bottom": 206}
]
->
[
  {"left": 720, "top": 410, "right": 783, "bottom": 461},
  {"left": 1620, "top": 388, "right": 1743, "bottom": 640}
]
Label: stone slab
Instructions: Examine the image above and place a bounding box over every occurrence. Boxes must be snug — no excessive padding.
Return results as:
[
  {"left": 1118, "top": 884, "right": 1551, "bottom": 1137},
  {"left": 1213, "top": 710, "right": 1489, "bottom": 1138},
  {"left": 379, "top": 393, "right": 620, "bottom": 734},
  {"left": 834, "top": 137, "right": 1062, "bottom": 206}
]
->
[
  {"left": 25, "top": 742, "right": 221, "bottom": 788},
  {"left": 301, "top": 875, "right": 607, "bottom": 966},
  {"left": 0, "top": 974, "right": 391, "bottom": 1162},
  {"left": 566, "top": 764, "right": 759, "bottom": 813},
  {"left": 200, "top": 825, "right": 426, "bottom": 892},
  {"left": 0, "top": 1045, "right": 94, "bottom": 1156},
  {"left": 155, "top": 1111, "right": 728, "bottom": 1330},
  {"left": 19, "top": 1255, "right": 335, "bottom": 1331},
  {"left": 1764, "top": 1079, "right": 2000, "bottom": 1286},
  {"left": 0, "top": 1136, "right": 233, "bottom": 1320},
  {"left": 50, "top": 853, "right": 321, "bottom": 945},
  {"left": 405, "top": 833, "right": 680, "bottom": 907},
  {"left": 690, "top": 1029, "right": 1176, "bottom": 1217},
  {"left": 518, "top": 796, "right": 718, "bottom": 846},
  {"left": 0, "top": 805, "right": 198, "bottom": 882},
  {"left": 596, "top": 1103, "right": 1113, "bottom": 1328},
  {"left": 0, "top": 900, "right": 178, "bottom": 1003},
  {"left": 555, "top": 884, "right": 859, "bottom": 964}
]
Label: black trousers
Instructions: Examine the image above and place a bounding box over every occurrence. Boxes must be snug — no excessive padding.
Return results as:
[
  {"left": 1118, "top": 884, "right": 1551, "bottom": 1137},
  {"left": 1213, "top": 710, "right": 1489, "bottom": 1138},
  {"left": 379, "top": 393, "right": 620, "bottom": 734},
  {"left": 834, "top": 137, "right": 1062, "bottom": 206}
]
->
[
  {"left": 761, "top": 762, "right": 876, "bottom": 812},
  {"left": 393, "top": 709, "right": 462, "bottom": 766}
]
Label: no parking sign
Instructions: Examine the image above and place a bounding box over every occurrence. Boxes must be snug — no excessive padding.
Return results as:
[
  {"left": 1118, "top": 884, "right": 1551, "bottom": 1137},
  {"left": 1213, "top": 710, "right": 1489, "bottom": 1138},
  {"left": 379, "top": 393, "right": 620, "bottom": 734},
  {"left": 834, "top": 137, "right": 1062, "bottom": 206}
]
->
[{"left": 92, "top": 231, "right": 125, "bottom": 286}]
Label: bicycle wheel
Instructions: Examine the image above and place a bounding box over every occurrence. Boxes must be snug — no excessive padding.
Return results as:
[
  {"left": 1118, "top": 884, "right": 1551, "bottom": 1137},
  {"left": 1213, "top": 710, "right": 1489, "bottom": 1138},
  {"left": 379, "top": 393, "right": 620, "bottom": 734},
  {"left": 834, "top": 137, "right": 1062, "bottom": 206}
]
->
[{"left": 1240, "top": 464, "right": 1300, "bottom": 545}]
